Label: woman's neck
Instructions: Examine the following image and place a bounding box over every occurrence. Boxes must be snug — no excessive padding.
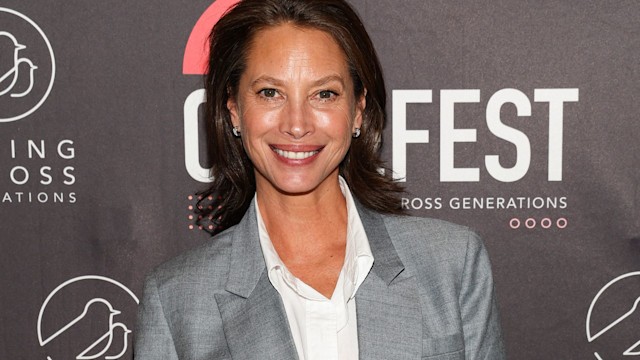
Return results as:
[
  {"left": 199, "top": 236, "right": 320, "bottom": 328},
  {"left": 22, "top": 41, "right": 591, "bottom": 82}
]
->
[
  {"left": 256, "top": 174, "right": 348, "bottom": 298},
  {"left": 255, "top": 173, "right": 348, "bottom": 256}
]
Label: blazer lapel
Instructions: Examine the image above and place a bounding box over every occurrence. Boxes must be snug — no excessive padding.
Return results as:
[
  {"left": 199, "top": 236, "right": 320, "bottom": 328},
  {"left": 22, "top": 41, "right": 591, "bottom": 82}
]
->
[
  {"left": 356, "top": 205, "right": 423, "bottom": 359},
  {"left": 214, "top": 202, "right": 298, "bottom": 360}
]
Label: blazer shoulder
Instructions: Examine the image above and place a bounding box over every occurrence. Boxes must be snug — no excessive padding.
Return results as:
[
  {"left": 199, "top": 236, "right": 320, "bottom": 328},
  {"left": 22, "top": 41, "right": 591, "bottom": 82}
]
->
[
  {"left": 145, "top": 226, "right": 236, "bottom": 290},
  {"left": 380, "top": 214, "right": 487, "bottom": 279},
  {"left": 382, "top": 214, "right": 481, "bottom": 248}
]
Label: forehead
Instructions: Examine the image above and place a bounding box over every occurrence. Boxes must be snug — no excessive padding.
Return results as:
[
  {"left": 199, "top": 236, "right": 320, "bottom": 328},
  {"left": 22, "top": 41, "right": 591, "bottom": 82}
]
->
[{"left": 242, "top": 23, "right": 350, "bottom": 81}]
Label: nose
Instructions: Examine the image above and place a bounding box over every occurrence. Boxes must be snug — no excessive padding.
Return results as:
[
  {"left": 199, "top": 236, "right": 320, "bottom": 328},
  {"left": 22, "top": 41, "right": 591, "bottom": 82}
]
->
[{"left": 281, "top": 97, "right": 313, "bottom": 139}]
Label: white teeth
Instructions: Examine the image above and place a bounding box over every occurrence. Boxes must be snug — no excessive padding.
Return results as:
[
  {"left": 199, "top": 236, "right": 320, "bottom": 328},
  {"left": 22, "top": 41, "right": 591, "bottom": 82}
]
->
[{"left": 273, "top": 148, "right": 318, "bottom": 160}]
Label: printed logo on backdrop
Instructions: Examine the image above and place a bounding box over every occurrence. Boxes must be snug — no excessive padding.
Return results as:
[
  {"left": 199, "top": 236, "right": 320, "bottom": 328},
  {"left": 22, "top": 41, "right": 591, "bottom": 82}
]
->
[
  {"left": 37, "top": 275, "right": 139, "bottom": 360},
  {"left": 2, "top": 138, "right": 76, "bottom": 204},
  {"left": 586, "top": 271, "right": 640, "bottom": 359},
  {"left": 0, "top": 7, "right": 55, "bottom": 123},
  {"left": 394, "top": 88, "right": 579, "bottom": 229},
  {"left": 0, "top": 8, "right": 74, "bottom": 205}
]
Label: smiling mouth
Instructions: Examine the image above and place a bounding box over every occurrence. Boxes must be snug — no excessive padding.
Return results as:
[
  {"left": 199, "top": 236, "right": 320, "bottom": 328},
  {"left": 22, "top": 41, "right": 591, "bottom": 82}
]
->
[{"left": 271, "top": 147, "right": 321, "bottom": 160}]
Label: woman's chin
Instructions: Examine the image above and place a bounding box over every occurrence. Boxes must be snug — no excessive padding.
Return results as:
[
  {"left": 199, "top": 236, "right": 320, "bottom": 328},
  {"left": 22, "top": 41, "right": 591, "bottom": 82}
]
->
[
  {"left": 260, "top": 174, "right": 337, "bottom": 197},
  {"left": 274, "top": 180, "right": 321, "bottom": 196}
]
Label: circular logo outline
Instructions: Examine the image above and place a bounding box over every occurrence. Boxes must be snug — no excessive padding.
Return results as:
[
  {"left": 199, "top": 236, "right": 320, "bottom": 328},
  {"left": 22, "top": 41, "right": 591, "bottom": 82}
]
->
[
  {"left": 0, "top": 7, "right": 56, "bottom": 123},
  {"left": 37, "top": 275, "right": 139, "bottom": 350},
  {"left": 586, "top": 271, "right": 640, "bottom": 359}
]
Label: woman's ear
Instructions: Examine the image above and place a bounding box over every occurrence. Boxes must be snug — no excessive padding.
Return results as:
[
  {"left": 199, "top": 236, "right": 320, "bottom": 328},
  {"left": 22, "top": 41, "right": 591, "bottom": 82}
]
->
[
  {"left": 227, "top": 94, "right": 240, "bottom": 128},
  {"left": 354, "top": 90, "right": 367, "bottom": 130}
]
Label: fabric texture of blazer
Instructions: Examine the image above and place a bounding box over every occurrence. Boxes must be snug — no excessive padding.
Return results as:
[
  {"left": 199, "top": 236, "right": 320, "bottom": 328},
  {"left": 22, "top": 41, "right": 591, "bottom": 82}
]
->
[{"left": 135, "top": 200, "right": 506, "bottom": 359}]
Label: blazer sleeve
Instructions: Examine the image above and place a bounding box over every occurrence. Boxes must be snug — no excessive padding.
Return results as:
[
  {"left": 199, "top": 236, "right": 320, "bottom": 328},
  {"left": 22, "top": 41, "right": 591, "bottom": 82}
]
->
[
  {"left": 459, "top": 232, "right": 506, "bottom": 359},
  {"left": 134, "top": 273, "right": 180, "bottom": 360}
]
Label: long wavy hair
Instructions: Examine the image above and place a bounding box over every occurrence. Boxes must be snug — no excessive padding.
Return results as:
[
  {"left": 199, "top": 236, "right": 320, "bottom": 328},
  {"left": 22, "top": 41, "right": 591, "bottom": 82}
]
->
[{"left": 196, "top": 0, "right": 404, "bottom": 235}]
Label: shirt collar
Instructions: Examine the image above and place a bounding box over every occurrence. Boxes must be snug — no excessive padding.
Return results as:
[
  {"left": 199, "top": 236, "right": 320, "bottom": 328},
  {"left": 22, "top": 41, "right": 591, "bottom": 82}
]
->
[{"left": 338, "top": 176, "right": 374, "bottom": 300}]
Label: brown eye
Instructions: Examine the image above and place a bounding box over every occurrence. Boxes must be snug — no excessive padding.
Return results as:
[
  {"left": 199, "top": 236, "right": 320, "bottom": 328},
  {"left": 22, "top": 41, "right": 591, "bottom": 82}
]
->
[
  {"left": 260, "top": 88, "right": 277, "bottom": 97},
  {"left": 318, "top": 90, "right": 336, "bottom": 99}
]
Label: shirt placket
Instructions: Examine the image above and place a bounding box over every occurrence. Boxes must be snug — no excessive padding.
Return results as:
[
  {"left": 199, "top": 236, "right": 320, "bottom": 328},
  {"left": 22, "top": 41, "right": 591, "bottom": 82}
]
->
[{"left": 307, "top": 299, "right": 338, "bottom": 360}]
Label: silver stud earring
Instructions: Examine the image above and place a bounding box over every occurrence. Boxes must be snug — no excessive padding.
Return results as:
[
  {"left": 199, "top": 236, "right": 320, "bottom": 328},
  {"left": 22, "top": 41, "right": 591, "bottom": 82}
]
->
[
  {"left": 352, "top": 128, "right": 361, "bottom": 138},
  {"left": 232, "top": 126, "right": 241, "bottom": 137}
]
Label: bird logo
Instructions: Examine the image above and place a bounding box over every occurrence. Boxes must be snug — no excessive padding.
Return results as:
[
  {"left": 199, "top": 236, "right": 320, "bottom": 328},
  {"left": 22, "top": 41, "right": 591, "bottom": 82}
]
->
[
  {"left": 586, "top": 271, "right": 640, "bottom": 359},
  {"left": 37, "top": 275, "right": 139, "bottom": 360},
  {"left": 0, "top": 6, "right": 55, "bottom": 123},
  {"left": 0, "top": 31, "right": 38, "bottom": 98}
]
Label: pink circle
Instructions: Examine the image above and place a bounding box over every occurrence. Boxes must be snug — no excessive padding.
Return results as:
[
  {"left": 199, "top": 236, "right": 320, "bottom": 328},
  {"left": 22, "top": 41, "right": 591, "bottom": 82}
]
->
[
  {"left": 188, "top": 224, "right": 194, "bottom": 230},
  {"left": 188, "top": 195, "right": 193, "bottom": 200},
  {"left": 557, "top": 218, "right": 568, "bottom": 229},
  {"left": 208, "top": 225, "right": 214, "bottom": 230},
  {"left": 525, "top": 218, "right": 536, "bottom": 229},
  {"left": 509, "top": 218, "right": 520, "bottom": 229},
  {"left": 188, "top": 215, "right": 193, "bottom": 220},
  {"left": 183, "top": 0, "right": 241, "bottom": 75},
  {"left": 188, "top": 205, "right": 193, "bottom": 210},
  {"left": 540, "top": 218, "right": 552, "bottom": 229}
]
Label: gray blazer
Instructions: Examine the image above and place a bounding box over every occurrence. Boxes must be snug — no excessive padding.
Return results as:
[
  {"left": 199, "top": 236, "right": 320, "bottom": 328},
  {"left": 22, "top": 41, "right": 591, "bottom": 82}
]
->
[{"left": 135, "top": 201, "right": 506, "bottom": 359}]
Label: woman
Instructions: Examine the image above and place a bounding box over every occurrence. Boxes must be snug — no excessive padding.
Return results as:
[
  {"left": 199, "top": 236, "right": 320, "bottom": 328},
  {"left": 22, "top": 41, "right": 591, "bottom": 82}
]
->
[{"left": 135, "top": 0, "right": 505, "bottom": 359}]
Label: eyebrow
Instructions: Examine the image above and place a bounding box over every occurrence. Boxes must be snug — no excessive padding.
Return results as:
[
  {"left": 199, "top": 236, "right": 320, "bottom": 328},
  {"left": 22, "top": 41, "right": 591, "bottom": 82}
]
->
[
  {"left": 250, "top": 74, "right": 346, "bottom": 88},
  {"left": 311, "top": 75, "right": 345, "bottom": 88},
  {"left": 250, "top": 76, "right": 284, "bottom": 88}
]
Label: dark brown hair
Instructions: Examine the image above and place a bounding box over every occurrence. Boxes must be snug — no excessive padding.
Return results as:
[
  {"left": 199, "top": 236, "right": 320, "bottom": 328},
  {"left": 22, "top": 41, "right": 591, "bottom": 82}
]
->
[{"left": 196, "top": 0, "right": 404, "bottom": 234}]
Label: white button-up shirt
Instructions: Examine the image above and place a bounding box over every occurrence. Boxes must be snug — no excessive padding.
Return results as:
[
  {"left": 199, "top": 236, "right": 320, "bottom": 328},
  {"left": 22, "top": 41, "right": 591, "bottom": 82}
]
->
[{"left": 256, "top": 177, "right": 374, "bottom": 360}]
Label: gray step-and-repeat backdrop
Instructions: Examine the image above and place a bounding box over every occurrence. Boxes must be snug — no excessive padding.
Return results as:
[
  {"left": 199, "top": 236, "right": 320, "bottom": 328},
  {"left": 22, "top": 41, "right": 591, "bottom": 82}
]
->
[{"left": 1, "top": 0, "right": 638, "bottom": 359}]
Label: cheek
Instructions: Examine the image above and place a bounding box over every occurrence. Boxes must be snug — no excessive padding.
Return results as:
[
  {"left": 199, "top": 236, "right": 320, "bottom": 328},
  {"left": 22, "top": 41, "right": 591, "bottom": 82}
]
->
[
  {"left": 236, "top": 110, "right": 262, "bottom": 155},
  {"left": 240, "top": 106, "right": 275, "bottom": 136},
  {"left": 315, "top": 108, "right": 354, "bottom": 134}
]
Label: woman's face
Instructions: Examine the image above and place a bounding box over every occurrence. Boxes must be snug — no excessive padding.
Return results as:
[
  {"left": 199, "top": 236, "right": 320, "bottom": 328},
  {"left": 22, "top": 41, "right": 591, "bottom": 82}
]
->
[{"left": 228, "top": 23, "right": 365, "bottom": 196}]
